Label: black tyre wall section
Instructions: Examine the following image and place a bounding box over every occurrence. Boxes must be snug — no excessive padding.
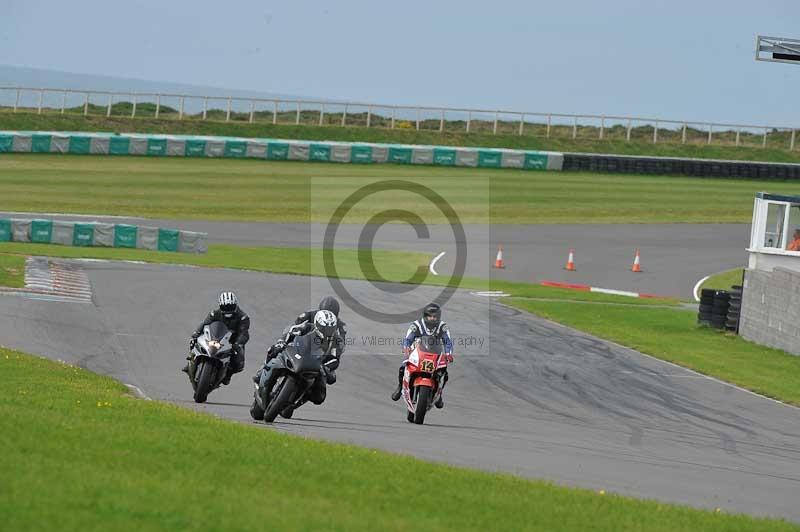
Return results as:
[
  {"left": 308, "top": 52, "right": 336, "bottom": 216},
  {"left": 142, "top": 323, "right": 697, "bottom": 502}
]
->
[{"left": 563, "top": 153, "right": 800, "bottom": 179}]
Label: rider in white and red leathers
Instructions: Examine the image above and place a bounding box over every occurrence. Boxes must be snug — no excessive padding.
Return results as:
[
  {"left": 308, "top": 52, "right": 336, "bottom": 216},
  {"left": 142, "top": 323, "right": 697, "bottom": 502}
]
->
[{"left": 391, "top": 303, "right": 453, "bottom": 408}]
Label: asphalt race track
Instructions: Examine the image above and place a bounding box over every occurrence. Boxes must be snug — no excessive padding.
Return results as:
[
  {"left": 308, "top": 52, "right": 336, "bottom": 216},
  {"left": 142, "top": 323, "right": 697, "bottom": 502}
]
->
[
  {"left": 1, "top": 260, "right": 799, "bottom": 521},
  {"left": 0, "top": 212, "right": 749, "bottom": 298}
]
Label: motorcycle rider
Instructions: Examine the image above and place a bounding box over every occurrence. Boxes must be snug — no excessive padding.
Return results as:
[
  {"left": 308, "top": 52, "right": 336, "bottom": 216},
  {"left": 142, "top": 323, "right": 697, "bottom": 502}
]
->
[
  {"left": 256, "top": 309, "right": 343, "bottom": 407},
  {"left": 261, "top": 296, "right": 347, "bottom": 385},
  {"left": 391, "top": 302, "right": 453, "bottom": 408},
  {"left": 184, "top": 291, "right": 250, "bottom": 385}
]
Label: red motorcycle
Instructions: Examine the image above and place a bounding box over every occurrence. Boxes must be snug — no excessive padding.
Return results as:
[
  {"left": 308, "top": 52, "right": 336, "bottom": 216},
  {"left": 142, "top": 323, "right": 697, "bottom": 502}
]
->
[{"left": 402, "top": 335, "right": 450, "bottom": 425}]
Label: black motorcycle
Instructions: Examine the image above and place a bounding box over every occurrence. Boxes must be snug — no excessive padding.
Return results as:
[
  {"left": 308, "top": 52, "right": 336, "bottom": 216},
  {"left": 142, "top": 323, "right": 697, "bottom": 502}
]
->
[
  {"left": 187, "top": 321, "right": 234, "bottom": 403},
  {"left": 251, "top": 333, "right": 329, "bottom": 423}
]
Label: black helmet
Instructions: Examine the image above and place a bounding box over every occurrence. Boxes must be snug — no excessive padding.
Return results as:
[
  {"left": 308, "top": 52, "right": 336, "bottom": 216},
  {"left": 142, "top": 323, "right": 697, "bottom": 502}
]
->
[
  {"left": 422, "top": 303, "right": 441, "bottom": 331},
  {"left": 318, "top": 296, "right": 340, "bottom": 317},
  {"left": 314, "top": 310, "right": 338, "bottom": 340}
]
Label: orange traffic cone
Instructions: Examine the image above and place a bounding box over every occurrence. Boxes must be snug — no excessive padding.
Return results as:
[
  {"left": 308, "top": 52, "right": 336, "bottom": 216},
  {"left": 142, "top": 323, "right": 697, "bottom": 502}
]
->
[
  {"left": 494, "top": 245, "right": 505, "bottom": 269},
  {"left": 564, "top": 249, "right": 576, "bottom": 271},
  {"left": 631, "top": 249, "right": 642, "bottom": 273}
]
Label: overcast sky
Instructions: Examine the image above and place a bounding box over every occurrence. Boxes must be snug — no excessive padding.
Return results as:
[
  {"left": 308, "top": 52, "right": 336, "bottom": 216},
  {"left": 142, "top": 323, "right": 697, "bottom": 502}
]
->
[{"left": 2, "top": 0, "right": 798, "bottom": 125}]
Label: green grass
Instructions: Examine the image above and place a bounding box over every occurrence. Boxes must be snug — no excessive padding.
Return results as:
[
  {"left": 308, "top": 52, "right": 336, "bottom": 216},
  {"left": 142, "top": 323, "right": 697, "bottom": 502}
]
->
[
  {"left": 0, "top": 242, "right": 430, "bottom": 285},
  {"left": 2, "top": 111, "right": 800, "bottom": 163},
  {"left": 1, "top": 348, "right": 795, "bottom": 531},
  {"left": 2, "top": 154, "right": 800, "bottom": 223},
  {"left": 506, "top": 299, "right": 800, "bottom": 405},
  {"left": 0, "top": 253, "right": 24, "bottom": 288},
  {"left": 700, "top": 268, "right": 745, "bottom": 293},
  {"left": 0, "top": 241, "right": 680, "bottom": 306}
]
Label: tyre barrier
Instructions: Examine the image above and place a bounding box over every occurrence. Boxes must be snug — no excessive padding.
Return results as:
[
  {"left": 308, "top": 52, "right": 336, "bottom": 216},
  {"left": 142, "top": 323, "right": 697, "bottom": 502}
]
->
[
  {"left": 710, "top": 290, "right": 731, "bottom": 330},
  {"left": 698, "top": 288, "right": 731, "bottom": 329},
  {"left": 0, "top": 218, "right": 207, "bottom": 254},
  {"left": 563, "top": 153, "right": 800, "bottom": 179},
  {"left": 0, "top": 131, "right": 564, "bottom": 171},
  {"left": 698, "top": 284, "right": 745, "bottom": 335},
  {"left": 726, "top": 285, "right": 743, "bottom": 333},
  {"left": 697, "top": 288, "right": 716, "bottom": 326}
]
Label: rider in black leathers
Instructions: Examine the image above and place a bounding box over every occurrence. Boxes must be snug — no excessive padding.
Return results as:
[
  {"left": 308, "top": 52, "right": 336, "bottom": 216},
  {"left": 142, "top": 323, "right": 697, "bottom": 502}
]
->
[
  {"left": 254, "top": 297, "right": 346, "bottom": 406},
  {"left": 184, "top": 291, "right": 250, "bottom": 385}
]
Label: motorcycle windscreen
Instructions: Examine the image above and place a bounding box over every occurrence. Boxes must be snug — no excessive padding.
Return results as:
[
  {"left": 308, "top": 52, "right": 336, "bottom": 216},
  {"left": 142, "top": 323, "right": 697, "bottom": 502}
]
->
[
  {"left": 418, "top": 335, "right": 443, "bottom": 355},
  {"left": 206, "top": 321, "right": 230, "bottom": 341},
  {"left": 289, "top": 334, "right": 324, "bottom": 374},
  {"left": 291, "top": 333, "right": 319, "bottom": 355}
]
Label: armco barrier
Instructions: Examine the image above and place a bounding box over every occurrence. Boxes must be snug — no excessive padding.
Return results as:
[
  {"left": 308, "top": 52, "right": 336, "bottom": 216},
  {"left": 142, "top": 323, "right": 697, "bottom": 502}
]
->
[
  {"left": 563, "top": 152, "right": 800, "bottom": 179},
  {"left": 0, "top": 131, "right": 564, "bottom": 171},
  {"left": 0, "top": 218, "right": 207, "bottom": 254}
]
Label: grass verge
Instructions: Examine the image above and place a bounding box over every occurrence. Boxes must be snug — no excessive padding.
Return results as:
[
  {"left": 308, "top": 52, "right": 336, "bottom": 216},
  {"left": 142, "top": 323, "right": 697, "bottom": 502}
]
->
[
  {"left": 1, "top": 347, "right": 796, "bottom": 531},
  {"left": 700, "top": 268, "right": 745, "bottom": 293},
  {"left": 2, "top": 154, "right": 798, "bottom": 224},
  {"left": 0, "top": 241, "right": 679, "bottom": 306},
  {"left": 2, "top": 111, "right": 800, "bottom": 163},
  {"left": 0, "top": 242, "right": 429, "bottom": 285},
  {"left": 506, "top": 298, "right": 800, "bottom": 405},
  {"left": 0, "top": 253, "right": 24, "bottom": 288}
]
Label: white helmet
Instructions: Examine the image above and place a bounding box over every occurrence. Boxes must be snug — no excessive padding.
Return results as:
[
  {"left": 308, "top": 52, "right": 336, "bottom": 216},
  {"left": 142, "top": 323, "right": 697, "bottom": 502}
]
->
[
  {"left": 218, "top": 292, "right": 238, "bottom": 318},
  {"left": 314, "top": 310, "right": 337, "bottom": 339}
]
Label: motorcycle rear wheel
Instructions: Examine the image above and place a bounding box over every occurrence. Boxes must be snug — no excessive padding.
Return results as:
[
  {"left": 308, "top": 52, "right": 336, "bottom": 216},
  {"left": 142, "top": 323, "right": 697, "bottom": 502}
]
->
[
  {"left": 264, "top": 377, "right": 297, "bottom": 423},
  {"left": 414, "top": 386, "right": 432, "bottom": 425},
  {"left": 193, "top": 362, "right": 216, "bottom": 403}
]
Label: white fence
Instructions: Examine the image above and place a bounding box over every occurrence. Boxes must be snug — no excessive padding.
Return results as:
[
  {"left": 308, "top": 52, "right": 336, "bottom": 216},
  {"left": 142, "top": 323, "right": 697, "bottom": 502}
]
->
[{"left": 0, "top": 86, "right": 796, "bottom": 150}]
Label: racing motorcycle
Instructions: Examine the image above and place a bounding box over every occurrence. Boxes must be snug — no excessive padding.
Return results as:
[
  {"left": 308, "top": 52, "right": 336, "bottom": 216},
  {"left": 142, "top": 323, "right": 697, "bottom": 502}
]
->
[
  {"left": 402, "top": 335, "right": 449, "bottom": 425},
  {"left": 250, "top": 333, "right": 328, "bottom": 423},
  {"left": 187, "top": 321, "right": 234, "bottom": 403}
]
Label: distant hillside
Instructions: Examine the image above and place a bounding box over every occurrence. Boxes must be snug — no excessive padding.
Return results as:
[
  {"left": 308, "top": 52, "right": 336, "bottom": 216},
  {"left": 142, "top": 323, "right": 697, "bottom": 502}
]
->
[{"left": 0, "top": 65, "right": 310, "bottom": 101}]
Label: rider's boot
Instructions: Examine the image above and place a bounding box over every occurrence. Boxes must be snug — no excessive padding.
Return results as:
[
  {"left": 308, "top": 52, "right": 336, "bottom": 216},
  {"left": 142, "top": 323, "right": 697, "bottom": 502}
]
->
[
  {"left": 325, "top": 368, "right": 337, "bottom": 385},
  {"left": 434, "top": 371, "right": 448, "bottom": 408},
  {"left": 222, "top": 366, "right": 241, "bottom": 386},
  {"left": 390, "top": 365, "right": 404, "bottom": 401},
  {"left": 181, "top": 354, "right": 192, "bottom": 373}
]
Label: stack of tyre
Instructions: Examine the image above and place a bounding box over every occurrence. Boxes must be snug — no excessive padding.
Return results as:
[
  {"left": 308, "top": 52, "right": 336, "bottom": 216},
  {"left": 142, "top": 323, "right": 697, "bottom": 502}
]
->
[
  {"left": 726, "top": 285, "right": 743, "bottom": 333},
  {"left": 697, "top": 288, "right": 716, "bottom": 326},
  {"left": 698, "top": 289, "right": 732, "bottom": 329}
]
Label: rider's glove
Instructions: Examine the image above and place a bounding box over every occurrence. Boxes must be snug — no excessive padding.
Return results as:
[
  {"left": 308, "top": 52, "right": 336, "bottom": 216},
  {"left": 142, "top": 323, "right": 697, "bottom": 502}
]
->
[
  {"left": 402, "top": 346, "right": 412, "bottom": 357},
  {"left": 189, "top": 338, "right": 197, "bottom": 349},
  {"left": 445, "top": 353, "right": 454, "bottom": 364},
  {"left": 267, "top": 340, "right": 286, "bottom": 358}
]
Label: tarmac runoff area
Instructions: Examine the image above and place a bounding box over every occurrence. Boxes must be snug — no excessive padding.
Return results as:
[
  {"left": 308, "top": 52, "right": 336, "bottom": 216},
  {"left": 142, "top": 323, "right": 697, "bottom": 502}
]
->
[
  {"left": 0, "top": 212, "right": 749, "bottom": 299},
  {"left": 1, "top": 259, "right": 799, "bottom": 522}
]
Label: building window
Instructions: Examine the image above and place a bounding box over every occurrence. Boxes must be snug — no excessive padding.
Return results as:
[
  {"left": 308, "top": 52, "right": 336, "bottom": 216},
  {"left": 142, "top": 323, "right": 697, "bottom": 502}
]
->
[
  {"left": 786, "top": 205, "right": 800, "bottom": 252},
  {"left": 764, "top": 203, "right": 786, "bottom": 248}
]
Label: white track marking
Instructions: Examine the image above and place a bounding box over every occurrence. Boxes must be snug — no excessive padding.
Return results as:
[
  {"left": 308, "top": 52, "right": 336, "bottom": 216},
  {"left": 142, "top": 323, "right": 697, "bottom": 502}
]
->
[
  {"left": 693, "top": 275, "right": 711, "bottom": 302},
  {"left": 124, "top": 383, "right": 151, "bottom": 400},
  {"left": 590, "top": 287, "right": 640, "bottom": 298},
  {"left": 428, "top": 251, "right": 446, "bottom": 276},
  {"left": 71, "top": 258, "right": 150, "bottom": 265},
  {"left": 472, "top": 291, "right": 511, "bottom": 297},
  {"left": 0, "top": 257, "right": 94, "bottom": 304}
]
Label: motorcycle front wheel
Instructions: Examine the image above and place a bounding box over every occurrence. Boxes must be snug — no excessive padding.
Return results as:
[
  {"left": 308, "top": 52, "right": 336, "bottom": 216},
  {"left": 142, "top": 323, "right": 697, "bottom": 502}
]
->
[
  {"left": 193, "top": 361, "right": 216, "bottom": 403},
  {"left": 414, "top": 386, "right": 432, "bottom": 425},
  {"left": 264, "top": 377, "right": 297, "bottom": 423}
]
